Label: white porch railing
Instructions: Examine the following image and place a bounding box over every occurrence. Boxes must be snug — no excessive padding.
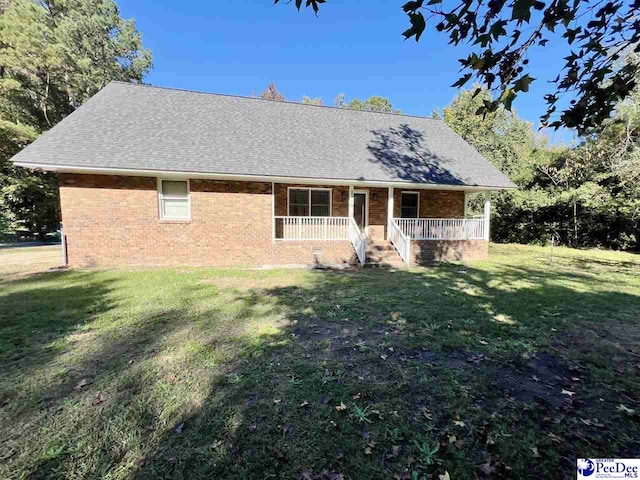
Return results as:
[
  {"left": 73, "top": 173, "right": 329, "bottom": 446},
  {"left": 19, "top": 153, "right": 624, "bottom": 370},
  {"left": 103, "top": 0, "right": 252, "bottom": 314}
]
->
[
  {"left": 274, "top": 216, "right": 349, "bottom": 240},
  {"left": 348, "top": 217, "right": 366, "bottom": 265},
  {"left": 388, "top": 219, "right": 411, "bottom": 264},
  {"left": 394, "top": 218, "right": 486, "bottom": 240}
]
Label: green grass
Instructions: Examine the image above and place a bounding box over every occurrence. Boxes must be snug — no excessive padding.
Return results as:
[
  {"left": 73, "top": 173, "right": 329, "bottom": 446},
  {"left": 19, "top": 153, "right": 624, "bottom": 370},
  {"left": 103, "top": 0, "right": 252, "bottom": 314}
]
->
[{"left": 1, "top": 244, "right": 639, "bottom": 479}]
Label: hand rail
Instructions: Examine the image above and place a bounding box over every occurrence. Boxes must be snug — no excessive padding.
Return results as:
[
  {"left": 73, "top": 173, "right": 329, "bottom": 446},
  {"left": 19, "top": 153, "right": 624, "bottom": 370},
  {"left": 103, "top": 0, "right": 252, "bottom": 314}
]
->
[
  {"left": 388, "top": 219, "right": 411, "bottom": 264},
  {"left": 274, "top": 216, "right": 349, "bottom": 240},
  {"left": 394, "top": 218, "right": 486, "bottom": 240},
  {"left": 348, "top": 217, "right": 366, "bottom": 265}
]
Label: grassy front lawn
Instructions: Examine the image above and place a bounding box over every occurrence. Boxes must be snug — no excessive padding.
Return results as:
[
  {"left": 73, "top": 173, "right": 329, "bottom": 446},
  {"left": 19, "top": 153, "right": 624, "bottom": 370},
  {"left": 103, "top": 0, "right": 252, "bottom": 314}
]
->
[{"left": 1, "top": 244, "right": 639, "bottom": 479}]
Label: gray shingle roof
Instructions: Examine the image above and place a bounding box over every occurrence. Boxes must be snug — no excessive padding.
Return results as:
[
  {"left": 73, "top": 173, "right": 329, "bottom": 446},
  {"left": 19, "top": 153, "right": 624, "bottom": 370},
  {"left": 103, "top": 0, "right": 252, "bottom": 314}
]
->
[{"left": 11, "top": 82, "right": 516, "bottom": 189}]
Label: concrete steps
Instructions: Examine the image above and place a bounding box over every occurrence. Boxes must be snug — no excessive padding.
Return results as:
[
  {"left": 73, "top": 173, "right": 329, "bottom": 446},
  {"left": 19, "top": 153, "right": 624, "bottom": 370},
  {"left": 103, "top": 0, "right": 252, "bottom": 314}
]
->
[{"left": 364, "top": 240, "right": 406, "bottom": 268}]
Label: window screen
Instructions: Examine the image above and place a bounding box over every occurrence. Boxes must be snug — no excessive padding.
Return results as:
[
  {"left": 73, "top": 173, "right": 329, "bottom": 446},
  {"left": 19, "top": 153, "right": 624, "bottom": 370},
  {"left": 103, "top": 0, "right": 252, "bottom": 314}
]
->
[
  {"left": 400, "top": 192, "right": 419, "bottom": 218},
  {"left": 310, "top": 190, "right": 330, "bottom": 217},
  {"left": 288, "top": 189, "right": 309, "bottom": 216}
]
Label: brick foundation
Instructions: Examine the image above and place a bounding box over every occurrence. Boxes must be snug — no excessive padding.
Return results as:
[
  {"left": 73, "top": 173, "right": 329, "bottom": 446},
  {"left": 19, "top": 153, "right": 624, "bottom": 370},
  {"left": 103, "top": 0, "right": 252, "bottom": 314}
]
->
[{"left": 410, "top": 240, "right": 488, "bottom": 264}]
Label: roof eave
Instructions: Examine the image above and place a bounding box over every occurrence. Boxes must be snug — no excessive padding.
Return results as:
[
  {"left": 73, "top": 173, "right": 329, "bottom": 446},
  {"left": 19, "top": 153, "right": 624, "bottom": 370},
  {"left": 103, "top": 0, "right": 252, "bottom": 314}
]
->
[{"left": 14, "top": 161, "right": 518, "bottom": 191}]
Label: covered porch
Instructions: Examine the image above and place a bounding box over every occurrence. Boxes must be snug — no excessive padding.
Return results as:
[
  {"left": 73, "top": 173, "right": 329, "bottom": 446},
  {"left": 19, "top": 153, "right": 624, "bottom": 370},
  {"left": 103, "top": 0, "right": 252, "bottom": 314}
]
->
[{"left": 272, "top": 182, "right": 491, "bottom": 265}]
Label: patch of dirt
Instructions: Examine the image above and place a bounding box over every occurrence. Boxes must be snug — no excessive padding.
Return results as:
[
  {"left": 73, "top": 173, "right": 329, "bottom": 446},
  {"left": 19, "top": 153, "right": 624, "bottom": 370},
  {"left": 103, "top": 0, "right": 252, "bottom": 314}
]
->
[{"left": 199, "top": 275, "right": 302, "bottom": 291}]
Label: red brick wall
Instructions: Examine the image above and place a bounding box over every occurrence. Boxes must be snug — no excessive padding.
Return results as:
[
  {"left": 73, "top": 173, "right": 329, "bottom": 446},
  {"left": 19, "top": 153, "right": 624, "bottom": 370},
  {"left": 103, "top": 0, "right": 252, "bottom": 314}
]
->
[
  {"left": 410, "top": 240, "right": 488, "bottom": 264},
  {"left": 59, "top": 174, "right": 356, "bottom": 267},
  {"left": 394, "top": 189, "right": 464, "bottom": 218},
  {"left": 366, "top": 187, "right": 388, "bottom": 241}
]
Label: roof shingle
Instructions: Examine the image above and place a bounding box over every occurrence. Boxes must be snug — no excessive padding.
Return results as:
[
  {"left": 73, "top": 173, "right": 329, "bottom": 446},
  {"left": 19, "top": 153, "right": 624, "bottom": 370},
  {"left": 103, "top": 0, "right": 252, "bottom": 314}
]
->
[{"left": 11, "top": 82, "right": 516, "bottom": 189}]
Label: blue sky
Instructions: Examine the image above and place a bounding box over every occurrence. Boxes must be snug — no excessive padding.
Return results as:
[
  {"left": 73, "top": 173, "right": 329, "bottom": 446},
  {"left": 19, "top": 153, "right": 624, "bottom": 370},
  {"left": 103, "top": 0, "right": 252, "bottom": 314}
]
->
[{"left": 118, "top": 0, "right": 577, "bottom": 145}]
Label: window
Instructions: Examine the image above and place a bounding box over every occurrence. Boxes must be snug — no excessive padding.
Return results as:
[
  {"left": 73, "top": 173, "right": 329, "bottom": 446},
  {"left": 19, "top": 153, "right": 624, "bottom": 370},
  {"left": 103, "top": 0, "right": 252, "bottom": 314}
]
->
[
  {"left": 159, "top": 179, "right": 190, "bottom": 220},
  {"left": 400, "top": 192, "right": 419, "bottom": 218},
  {"left": 288, "top": 188, "right": 331, "bottom": 217}
]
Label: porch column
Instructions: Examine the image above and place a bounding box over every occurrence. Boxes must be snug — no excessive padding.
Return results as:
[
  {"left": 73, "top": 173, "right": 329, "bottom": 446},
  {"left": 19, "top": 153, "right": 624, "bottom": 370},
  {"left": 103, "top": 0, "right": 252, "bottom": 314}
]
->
[
  {"left": 271, "top": 182, "right": 276, "bottom": 242},
  {"left": 348, "top": 185, "right": 354, "bottom": 219},
  {"left": 483, "top": 191, "right": 491, "bottom": 241},
  {"left": 387, "top": 186, "right": 394, "bottom": 240},
  {"left": 464, "top": 192, "right": 469, "bottom": 218}
]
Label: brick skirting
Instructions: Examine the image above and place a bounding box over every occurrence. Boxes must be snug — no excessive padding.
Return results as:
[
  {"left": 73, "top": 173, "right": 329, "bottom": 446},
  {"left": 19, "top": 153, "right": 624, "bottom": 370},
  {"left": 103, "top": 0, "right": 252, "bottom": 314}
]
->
[{"left": 410, "top": 240, "right": 489, "bottom": 264}]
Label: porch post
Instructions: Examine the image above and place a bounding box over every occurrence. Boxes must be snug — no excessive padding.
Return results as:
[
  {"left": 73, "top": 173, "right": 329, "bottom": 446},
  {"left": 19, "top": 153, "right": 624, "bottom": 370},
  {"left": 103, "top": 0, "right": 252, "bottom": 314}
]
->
[
  {"left": 387, "top": 186, "right": 394, "bottom": 240},
  {"left": 348, "top": 185, "right": 354, "bottom": 219},
  {"left": 463, "top": 192, "right": 469, "bottom": 218},
  {"left": 483, "top": 191, "right": 491, "bottom": 241}
]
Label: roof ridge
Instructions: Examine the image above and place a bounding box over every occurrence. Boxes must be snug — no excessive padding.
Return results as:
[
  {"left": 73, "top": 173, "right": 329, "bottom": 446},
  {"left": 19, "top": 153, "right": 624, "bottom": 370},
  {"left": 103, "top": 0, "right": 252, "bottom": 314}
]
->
[{"left": 107, "top": 81, "right": 443, "bottom": 122}]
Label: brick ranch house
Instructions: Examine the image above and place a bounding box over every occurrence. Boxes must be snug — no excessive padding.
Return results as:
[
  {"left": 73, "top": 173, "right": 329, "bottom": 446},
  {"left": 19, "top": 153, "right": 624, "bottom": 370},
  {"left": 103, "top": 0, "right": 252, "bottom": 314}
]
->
[{"left": 11, "top": 82, "right": 516, "bottom": 268}]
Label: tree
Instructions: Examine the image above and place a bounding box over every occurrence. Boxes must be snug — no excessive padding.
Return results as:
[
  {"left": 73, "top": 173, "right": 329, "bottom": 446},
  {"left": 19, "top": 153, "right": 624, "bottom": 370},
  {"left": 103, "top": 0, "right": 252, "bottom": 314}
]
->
[
  {"left": 302, "top": 95, "right": 323, "bottom": 105},
  {"left": 0, "top": 0, "right": 152, "bottom": 237},
  {"left": 334, "top": 93, "right": 401, "bottom": 113},
  {"left": 261, "top": 81, "right": 285, "bottom": 101},
  {"left": 275, "top": 0, "right": 640, "bottom": 135},
  {"left": 441, "top": 85, "right": 640, "bottom": 249}
]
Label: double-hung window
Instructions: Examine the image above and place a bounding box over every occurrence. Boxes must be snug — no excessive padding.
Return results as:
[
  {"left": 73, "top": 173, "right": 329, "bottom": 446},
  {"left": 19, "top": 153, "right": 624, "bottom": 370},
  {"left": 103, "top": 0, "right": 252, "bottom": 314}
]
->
[
  {"left": 288, "top": 188, "right": 331, "bottom": 217},
  {"left": 400, "top": 192, "right": 419, "bottom": 218},
  {"left": 159, "top": 179, "right": 190, "bottom": 220}
]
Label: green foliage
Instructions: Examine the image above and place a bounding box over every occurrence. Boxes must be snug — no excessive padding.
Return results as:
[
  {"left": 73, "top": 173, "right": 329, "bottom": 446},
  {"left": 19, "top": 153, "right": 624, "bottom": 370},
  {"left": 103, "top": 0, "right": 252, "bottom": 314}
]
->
[
  {"left": 0, "top": 0, "right": 152, "bottom": 237},
  {"left": 277, "top": 0, "right": 639, "bottom": 134},
  {"left": 442, "top": 85, "right": 640, "bottom": 249},
  {"left": 335, "top": 93, "right": 401, "bottom": 113},
  {"left": 302, "top": 95, "right": 323, "bottom": 105},
  {"left": 2, "top": 244, "right": 640, "bottom": 478}
]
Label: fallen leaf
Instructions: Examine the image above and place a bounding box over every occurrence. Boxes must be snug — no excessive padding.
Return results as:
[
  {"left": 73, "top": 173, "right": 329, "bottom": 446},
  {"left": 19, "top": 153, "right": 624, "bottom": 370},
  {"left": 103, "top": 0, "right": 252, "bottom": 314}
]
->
[
  {"left": 352, "top": 393, "right": 361, "bottom": 400},
  {"left": 248, "top": 424, "right": 257, "bottom": 432},
  {"left": 448, "top": 434, "right": 457, "bottom": 444},
  {"left": 380, "top": 354, "right": 388, "bottom": 361},
  {"left": 548, "top": 432, "right": 562, "bottom": 443},
  {"left": 561, "top": 389, "right": 576, "bottom": 396},
  {"left": 364, "top": 447, "right": 372, "bottom": 455},
  {"left": 478, "top": 339, "right": 489, "bottom": 345},
  {"left": 174, "top": 423, "right": 184, "bottom": 434},
  {"left": 531, "top": 446, "right": 541, "bottom": 458},
  {"left": 478, "top": 462, "right": 495, "bottom": 475},
  {"left": 90, "top": 392, "right": 106, "bottom": 406},
  {"left": 421, "top": 407, "right": 433, "bottom": 420},
  {"left": 439, "top": 472, "right": 451, "bottom": 480},
  {"left": 580, "top": 418, "right": 605, "bottom": 427},
  {"left": 74, "top": 378, "right": 92, "bottom": 390},
  {"left": 167, "top": 456, "right": 177, "bottom": 464},
  {"left": 454, "top": 420, "right": 466, "bottom": 427},
  {"left": 617, "top": 404, "right": 636, "bottom": 415},
  {"left": 299, "top": 400, "right": 309, "bottom": 408},
  {"left": 273, "top": 399, "right": 282, "bottom": 404},
  {"left": 336, "top": 402, "right": 347, "bottom": 411}
]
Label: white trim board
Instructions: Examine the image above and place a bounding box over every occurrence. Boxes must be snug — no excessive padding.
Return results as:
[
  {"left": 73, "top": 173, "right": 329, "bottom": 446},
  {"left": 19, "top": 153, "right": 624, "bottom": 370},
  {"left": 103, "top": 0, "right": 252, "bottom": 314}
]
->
[
  {"left": 353, "top": 189, "right": 369, "bottom": 230},
  {"left": 16, "top": 162, "right": 516, "bottom": 192}
]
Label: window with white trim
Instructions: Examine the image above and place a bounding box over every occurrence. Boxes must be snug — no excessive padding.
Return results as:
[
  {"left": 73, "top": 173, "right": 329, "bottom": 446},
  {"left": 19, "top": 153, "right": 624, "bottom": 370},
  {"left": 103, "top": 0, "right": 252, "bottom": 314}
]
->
[
  {"left": 288, "top": 188, "right": 331, "bottom": 217},
  {"left": 159, "top": 179, "right": 190, "bottom": 220},
  {"left": 400, "top": 192, "right": 419, "bottom": 218}
]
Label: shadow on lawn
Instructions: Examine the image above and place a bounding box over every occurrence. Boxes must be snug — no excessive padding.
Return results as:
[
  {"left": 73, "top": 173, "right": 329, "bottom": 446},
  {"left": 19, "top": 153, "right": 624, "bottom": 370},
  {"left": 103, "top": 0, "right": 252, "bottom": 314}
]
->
[
  {"left": 2, "top": 259, "right": 638, "bottom": 479},
  {"left": 0, "top": 271, "right": 116, "bottom": 374},
  {"left": 127, "top": 265, "right": 639, "bottom": 479}
]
